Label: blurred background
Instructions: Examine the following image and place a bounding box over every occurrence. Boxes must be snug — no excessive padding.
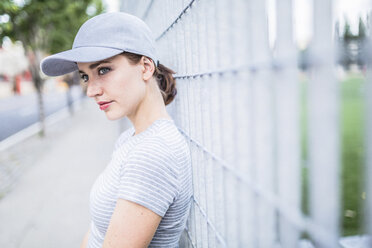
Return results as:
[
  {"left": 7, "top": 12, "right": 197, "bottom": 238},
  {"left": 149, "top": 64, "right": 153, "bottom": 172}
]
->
[{"left": 0, "top": 0, "right": 371, "bottom": 247}]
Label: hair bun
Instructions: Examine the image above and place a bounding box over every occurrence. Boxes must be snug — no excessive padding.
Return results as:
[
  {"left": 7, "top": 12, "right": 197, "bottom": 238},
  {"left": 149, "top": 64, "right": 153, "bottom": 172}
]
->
[{"left": 154, "top": 63, "right": 177, "bottom": 106}]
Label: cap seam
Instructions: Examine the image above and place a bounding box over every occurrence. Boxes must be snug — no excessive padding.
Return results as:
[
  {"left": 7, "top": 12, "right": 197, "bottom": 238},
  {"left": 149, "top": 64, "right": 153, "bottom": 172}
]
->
[{"left": 73, "top": 45, "right": 123, "bottom": 50}]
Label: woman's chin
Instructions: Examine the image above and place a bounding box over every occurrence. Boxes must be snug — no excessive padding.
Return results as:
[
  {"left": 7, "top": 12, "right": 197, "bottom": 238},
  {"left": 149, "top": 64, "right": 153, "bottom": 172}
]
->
[
  {"left": 105, "top": 112, "right": 125, "bottom": 121},
  {"left": 105, "top": 114, "right": 119, "bottom": 121}
]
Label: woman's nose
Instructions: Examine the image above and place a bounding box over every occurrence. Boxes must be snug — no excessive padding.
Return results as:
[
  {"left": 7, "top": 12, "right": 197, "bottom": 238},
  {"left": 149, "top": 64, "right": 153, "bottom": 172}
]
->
[{"left": 86, "top": 80, "right": 103, "bottom": 98}]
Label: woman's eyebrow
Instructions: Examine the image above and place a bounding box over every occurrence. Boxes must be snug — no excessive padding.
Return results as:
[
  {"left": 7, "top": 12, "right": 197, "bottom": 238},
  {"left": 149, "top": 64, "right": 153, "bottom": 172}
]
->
[
  {"left": 78, "top": 58, "right": 113, "bottom": 74},
  {"left": 89, "top": 59, "right": 112, "bottom": 70}
]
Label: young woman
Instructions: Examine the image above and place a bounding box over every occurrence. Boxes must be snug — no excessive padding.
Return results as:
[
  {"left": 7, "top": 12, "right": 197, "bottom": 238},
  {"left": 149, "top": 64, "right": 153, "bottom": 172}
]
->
[{"left": 41, "top": 12, "right": 193, "bottom": 248}]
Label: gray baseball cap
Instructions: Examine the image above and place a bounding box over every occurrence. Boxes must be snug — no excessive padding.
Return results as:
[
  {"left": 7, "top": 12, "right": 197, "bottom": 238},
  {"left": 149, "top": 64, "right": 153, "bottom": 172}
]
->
[{"left": 40, "top": 12, "right": 158, "bottom": 76}]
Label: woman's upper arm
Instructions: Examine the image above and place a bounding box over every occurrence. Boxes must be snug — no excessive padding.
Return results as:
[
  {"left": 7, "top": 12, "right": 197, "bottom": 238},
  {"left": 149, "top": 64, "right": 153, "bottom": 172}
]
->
[
  {"left": 102, "top": 198, "right": 162, "bottom": 248},
  {"left": 104, "top": 139, "right": 178, "bottom": 247},
  {"left": 80, "top": 229, "right": 90, "bottom": 248}
]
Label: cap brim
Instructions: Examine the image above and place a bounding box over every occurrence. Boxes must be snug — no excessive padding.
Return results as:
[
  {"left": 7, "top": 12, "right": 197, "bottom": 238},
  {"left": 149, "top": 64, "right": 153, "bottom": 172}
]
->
[{"left": 40, "top": 47, "right": 124, "bottom": 76}]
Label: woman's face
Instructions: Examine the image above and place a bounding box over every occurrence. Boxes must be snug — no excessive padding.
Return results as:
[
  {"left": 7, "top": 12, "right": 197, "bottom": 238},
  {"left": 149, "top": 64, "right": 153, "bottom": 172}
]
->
[{"left": 77, "top": 54, "right": 146, "bottom": 120}]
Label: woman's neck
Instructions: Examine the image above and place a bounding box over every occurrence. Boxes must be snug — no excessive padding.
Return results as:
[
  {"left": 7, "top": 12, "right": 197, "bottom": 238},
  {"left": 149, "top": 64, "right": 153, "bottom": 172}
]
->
[{"left": 128, "top": 78, "right": 171, "bottom": 136}]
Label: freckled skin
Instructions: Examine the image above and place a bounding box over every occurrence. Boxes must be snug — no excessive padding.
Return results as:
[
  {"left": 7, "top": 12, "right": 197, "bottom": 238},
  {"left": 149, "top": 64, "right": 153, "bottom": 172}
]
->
[
  {"left": 77, "top": 54, "right": 172, "bottom": 135},
  {"left": 78, "top": 55, "right": 146, "bottom": 121}
]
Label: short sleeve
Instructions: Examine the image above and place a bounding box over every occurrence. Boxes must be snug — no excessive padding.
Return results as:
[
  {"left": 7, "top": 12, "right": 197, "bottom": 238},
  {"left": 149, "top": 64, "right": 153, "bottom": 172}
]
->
[{"left": 118, "top": 138, "right": 179, "bottom": 217}]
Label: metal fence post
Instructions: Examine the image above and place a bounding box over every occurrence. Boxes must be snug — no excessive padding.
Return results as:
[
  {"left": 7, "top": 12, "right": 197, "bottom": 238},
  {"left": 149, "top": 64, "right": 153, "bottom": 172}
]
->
[
  {"left": 274, "top": 0, "right": 301, "bottom": 247},
  {"left": 308, "top": 0, "right": 340, "bottom": 246}
]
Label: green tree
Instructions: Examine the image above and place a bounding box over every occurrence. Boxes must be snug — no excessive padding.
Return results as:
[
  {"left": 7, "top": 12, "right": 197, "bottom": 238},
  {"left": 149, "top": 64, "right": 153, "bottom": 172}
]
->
[
  {"left": 343, "top": 18, "right": 354, "bottom": 42},
  {"left": 358, "top": 16, "right": 366, "bottom": 39},
  {"left": 0, "top": 0, "right": 103, "bottom": 136},
  {"left": 356, "top": 16, "right": 367, "bottom": 68}
]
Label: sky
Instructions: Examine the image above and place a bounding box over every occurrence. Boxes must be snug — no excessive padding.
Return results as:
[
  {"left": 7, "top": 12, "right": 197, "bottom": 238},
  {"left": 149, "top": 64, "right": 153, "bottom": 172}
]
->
[
  {"left": 103, "top": 0, "right": 120, "bottom": 12},
  {"left": 294, "top": 0, "right": 372, "bottom": 47},
  {"left": 105, "top": 0, "right": 371, "bottom": 49},
  {"left": 266, "top": 0, "right": 372, "bottom": 48},
  {"left": 5, "top": 0, "right": 371, "bottom": 50},
  {"left": 336, "top": 0, "right": 371, "bottom": 32}
]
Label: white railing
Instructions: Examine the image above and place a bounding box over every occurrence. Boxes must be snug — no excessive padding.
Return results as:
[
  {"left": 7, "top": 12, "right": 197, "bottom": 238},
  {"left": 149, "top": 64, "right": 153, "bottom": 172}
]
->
[{"left": 120, "top": 0, "right": 371, "bottom": 247}]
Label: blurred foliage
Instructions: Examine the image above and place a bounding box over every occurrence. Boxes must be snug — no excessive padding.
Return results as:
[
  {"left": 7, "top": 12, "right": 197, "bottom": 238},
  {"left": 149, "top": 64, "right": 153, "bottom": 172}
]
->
[
  {"left": 0, "top": 0, "right": 104, "bottom": 54},
  {"left": 343, "top": 20, "right": 354, "bottom": 42},
  {"left": 337, "top": 16, "right": 368, "bottom": 70},
  {"left": 358, "top": 17, "right": 366, "bottom": 40},
  {"left": 300, "top": 73, "right": 366, "bottom": 237},
  {"left": 0, "top": 0, "right": 104, "bottom": 136}
]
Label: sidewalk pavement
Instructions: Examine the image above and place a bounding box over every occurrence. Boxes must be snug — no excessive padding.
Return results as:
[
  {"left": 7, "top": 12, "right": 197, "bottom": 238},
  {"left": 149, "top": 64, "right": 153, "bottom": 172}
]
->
[{"left": 0, "top": 99, "right": 125, "bottom": 247}]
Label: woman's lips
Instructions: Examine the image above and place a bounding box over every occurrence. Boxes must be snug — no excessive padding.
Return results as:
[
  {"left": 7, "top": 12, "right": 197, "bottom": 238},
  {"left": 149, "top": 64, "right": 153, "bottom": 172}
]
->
[{"left": 98, "top": 101, "right": 113, "bottom": 111}]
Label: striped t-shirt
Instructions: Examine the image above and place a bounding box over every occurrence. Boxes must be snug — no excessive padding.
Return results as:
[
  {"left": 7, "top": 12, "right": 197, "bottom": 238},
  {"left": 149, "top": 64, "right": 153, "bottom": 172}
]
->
[{"left": 87, "top": 118, "right": 193, "bottom": 248}]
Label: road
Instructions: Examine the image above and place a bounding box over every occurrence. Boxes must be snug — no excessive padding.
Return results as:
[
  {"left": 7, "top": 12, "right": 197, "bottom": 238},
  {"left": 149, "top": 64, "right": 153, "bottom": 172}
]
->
[{"left": 0, "top": 85, "right": 85, "bottom": 141}]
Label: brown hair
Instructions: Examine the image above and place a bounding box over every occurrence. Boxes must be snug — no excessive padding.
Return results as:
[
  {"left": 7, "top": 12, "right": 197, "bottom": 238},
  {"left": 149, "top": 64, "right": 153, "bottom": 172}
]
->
[{"left": 121, "top": 52, "right": 177, "bottom": 106}]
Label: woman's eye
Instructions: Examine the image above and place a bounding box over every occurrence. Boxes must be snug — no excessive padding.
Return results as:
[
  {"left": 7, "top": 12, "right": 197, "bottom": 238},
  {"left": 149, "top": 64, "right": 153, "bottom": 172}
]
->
[
  {"left": 98, "top": 67, "right": 110, "bottom": 75},
  {"left": 81, "top": 74, "right": 89, "bottom": 82}
]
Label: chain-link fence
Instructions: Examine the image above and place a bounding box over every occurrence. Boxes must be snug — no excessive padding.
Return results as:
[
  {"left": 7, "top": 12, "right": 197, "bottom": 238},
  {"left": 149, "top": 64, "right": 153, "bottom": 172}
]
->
[{"left": 120, "top": 0, "right": 371, "bottom": 247}]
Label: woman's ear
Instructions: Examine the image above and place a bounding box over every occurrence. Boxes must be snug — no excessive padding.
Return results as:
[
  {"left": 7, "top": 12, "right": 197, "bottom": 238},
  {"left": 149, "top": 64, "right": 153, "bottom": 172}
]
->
[{"left": 141, "top": 56, "right": 155, "bottom": 81}]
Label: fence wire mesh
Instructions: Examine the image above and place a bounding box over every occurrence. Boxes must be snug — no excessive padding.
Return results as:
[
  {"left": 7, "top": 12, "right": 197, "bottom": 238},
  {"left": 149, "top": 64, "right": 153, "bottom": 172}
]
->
[{"left": 121, "top": 0, "right": 371, "bottom": 247}]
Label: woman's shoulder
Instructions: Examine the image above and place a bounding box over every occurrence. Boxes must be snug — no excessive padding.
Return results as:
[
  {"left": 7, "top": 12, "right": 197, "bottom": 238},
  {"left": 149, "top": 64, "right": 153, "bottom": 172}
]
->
[
  {"left": 114, "top": 120, "right": 190, "bottom": 166},
  {"left": 129, "top": 135, "right": 178, "bottom": 162},
  {"left": 114, "top": 127, "right": 135, "bottom": 150},
  {"left": 122, "top": 136, "right": 179, "bottom": 180}
]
